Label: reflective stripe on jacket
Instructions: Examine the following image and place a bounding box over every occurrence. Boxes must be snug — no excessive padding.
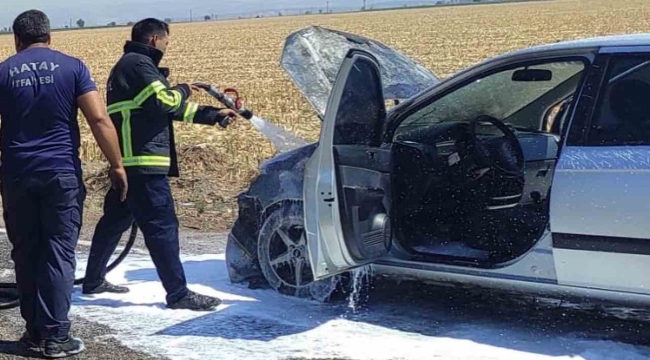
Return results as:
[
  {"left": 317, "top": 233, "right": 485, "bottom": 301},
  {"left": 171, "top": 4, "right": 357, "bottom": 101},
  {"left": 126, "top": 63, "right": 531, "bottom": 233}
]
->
[{"left": 107, "top": 41, "right": 220, "bottom": 177}]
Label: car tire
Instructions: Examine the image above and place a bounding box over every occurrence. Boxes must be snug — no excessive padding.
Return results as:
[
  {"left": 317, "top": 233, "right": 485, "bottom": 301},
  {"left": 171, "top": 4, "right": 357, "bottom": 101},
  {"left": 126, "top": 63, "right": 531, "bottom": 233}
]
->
[{"left": 257, "top": 201, "right": 341, "bottom": 302}]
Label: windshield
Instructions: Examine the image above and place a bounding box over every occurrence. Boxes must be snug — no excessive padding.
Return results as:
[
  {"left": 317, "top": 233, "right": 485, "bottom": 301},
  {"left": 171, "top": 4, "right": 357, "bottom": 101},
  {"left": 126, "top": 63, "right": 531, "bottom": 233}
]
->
[{"left": 399, "top": 61, "right": 585, "bottom": 133}]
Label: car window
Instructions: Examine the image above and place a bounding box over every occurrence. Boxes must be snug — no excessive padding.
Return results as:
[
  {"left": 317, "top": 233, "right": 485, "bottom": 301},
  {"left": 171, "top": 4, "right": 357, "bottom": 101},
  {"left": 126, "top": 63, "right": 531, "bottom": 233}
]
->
[
  {"left": 585, "top": 56, "right": 650, "bottom": 146},
  {"left": 333, "top": 59, "right": 386, "bottom": 146},
  {"left": 394, "top": 60, "right": 585, "bottom": 138}
]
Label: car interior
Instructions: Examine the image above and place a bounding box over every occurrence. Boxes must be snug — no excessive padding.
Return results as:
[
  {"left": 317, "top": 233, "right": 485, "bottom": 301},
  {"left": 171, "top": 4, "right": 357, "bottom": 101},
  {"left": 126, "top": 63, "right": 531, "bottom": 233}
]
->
[
  {"left": 389, "top": 60, "right": 586, "bottom": 266},
  {"left": 587, "top": 58, "right": 650, "bottom": 146}
]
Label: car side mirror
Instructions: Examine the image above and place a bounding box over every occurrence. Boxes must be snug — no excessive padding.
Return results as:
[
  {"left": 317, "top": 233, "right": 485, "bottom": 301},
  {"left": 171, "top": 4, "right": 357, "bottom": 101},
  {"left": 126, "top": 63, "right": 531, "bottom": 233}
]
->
[{"left": 512, "top": 68, "right": 553, "bottom": 82}]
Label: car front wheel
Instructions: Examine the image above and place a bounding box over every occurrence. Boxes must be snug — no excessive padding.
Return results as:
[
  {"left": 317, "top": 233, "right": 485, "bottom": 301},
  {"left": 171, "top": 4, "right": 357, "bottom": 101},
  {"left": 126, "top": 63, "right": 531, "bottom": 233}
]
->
[{"left": 257, "top": 201, "right": 341, "bottom": 302}]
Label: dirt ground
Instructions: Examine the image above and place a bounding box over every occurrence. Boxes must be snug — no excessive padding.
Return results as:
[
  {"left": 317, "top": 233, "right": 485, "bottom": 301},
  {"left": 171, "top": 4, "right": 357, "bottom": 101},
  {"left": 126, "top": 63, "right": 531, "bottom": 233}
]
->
[
  {"left": 82, "top": 159, "right": 245, "bottom": 234},
  {"left": 0, "top": 308, "right": 168, "bottom": 360}
]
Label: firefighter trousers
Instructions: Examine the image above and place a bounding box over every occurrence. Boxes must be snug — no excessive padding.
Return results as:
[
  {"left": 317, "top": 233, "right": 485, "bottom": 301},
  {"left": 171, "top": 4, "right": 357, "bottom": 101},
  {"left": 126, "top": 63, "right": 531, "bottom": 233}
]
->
[{"left": 83, "top": 174, "right": 189, "bottom": 304}]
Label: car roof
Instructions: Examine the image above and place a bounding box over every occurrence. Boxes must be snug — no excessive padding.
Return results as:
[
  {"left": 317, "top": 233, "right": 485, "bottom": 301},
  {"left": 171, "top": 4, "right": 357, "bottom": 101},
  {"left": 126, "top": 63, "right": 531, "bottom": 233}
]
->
[
  {"left": 393, "top": 33, "right": 650, "bottom": 114},
  {"left": 502, "top": 33, "right": 650, "bottom": 59}
]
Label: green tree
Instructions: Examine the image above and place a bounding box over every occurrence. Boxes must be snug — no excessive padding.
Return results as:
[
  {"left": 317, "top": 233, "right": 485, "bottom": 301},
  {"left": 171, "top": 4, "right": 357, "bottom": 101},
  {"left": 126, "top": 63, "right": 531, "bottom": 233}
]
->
[{"left": 76, "top": 19, "right": 85, "bottom": 28}]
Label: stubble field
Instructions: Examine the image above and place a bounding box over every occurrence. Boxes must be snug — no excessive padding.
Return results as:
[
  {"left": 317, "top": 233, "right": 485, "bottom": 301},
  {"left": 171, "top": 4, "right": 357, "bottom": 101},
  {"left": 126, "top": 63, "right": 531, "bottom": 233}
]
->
[{"left": 0, "top": 0, "right": 648, "bottom": 230}]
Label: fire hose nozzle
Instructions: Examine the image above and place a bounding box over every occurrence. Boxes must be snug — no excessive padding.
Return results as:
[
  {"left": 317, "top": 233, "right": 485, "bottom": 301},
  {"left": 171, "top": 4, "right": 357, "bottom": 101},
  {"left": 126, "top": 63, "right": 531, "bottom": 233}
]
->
[{"left": 193, "top": 82, "right": 254, "bottom": 120}]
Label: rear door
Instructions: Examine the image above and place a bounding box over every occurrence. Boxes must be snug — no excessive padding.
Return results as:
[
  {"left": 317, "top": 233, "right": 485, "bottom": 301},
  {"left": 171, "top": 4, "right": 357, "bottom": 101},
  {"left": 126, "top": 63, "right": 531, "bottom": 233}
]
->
[
  {"left": 304, "top": 49, "right": 393, "bottom": 280},
  {"left": 550, "top": 49, "right": 650, "bottom": 294}
]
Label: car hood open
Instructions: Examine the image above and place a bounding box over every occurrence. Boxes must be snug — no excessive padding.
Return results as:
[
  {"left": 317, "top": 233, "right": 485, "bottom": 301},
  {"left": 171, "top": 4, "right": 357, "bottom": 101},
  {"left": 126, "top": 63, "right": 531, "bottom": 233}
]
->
[{"left": 280, "top": 26, "right": 439, "bottom": 119}]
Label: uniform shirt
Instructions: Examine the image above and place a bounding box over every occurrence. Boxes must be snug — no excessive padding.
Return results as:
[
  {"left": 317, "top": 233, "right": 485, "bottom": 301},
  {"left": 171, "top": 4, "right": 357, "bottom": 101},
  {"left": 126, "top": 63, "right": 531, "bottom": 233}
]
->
[{"left": 0, "top": 47, "right": 97, "bottom": 176}]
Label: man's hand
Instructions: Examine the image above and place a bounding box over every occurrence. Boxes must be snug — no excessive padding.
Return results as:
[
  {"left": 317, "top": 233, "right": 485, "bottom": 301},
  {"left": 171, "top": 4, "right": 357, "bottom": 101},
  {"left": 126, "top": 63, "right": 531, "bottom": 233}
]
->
[
  {"left": 109, "top": 166, "right": 129, "bottom": 202},
  {"left": 217, "top": 109, "right": 237, "bottom": 128}
]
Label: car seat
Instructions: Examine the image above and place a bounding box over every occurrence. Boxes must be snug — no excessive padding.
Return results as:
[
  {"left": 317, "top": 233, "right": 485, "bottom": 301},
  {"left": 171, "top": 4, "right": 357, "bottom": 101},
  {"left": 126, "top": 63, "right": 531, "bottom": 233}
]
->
[{"left": 606, "top": 78, "right": 650, "bottom": 144}]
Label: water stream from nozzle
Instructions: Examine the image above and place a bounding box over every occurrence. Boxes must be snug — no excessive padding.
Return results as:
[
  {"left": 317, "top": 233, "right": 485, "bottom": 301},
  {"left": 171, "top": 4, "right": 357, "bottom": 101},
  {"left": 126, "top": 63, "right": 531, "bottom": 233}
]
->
[
  {"left": 199, "top": 83, "right": 308, "bottom": 153},
  {"left": 248, "top": 115, "right": 308, "bottom": 153}
]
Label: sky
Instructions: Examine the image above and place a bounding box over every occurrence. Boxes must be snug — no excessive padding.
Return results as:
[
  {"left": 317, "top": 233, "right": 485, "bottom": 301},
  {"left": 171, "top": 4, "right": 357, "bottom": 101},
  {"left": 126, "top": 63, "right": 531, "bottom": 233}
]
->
[{"left": 0, "top": 0, "right": 425, "bottom": 28}]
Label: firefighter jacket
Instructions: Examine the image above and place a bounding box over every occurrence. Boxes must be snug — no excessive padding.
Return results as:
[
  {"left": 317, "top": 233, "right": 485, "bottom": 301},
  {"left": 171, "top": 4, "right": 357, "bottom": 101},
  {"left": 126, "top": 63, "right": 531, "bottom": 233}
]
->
[{"left": 107, "top": 41, "right": 225, "bottom": 177}]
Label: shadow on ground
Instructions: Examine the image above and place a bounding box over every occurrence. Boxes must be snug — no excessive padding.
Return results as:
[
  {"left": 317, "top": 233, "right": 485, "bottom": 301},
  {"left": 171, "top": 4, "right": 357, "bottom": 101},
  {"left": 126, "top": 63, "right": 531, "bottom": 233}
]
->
[{"left": 0, "top": 340, "right": 40, "bottom": 358}]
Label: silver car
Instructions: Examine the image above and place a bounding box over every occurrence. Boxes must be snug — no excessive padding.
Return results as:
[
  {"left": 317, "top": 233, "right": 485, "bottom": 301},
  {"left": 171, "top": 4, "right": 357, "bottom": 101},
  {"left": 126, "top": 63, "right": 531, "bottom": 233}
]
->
[{"left": 226, "top": 26, "right": 650, "bottom": 307}]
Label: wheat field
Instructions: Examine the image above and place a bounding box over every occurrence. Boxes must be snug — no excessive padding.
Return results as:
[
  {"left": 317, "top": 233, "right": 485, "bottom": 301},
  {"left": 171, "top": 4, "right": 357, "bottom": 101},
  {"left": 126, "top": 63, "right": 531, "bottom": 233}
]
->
[{"left": 0, "top": 0, "right": 648, "bottom": 230}]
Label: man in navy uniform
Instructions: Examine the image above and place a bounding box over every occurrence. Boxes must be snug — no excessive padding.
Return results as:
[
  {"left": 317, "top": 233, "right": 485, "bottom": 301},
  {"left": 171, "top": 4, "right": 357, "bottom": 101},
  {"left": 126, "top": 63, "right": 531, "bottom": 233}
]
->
[
  {"left": 0, "top": 9, "right": 127, "bottom": 358},
  {"left": 81, "top": 18, "right": 235, "bottom": 311}
]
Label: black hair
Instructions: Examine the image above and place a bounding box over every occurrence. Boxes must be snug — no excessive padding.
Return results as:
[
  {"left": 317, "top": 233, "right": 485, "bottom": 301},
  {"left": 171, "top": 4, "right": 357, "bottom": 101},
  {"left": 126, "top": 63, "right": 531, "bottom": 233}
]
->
[
  {"left": 12, "top": 9, "right": 51, "bottom": 46},
  {"left": 131, "top": 18, "right": 169, "bottom": 44}
]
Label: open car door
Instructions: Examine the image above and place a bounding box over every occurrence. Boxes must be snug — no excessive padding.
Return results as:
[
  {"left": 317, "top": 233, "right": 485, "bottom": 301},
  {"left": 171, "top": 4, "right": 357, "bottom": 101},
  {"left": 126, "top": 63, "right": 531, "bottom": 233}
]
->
[{"left": 304, "top": 49, "right": 392, "bottom": 280}]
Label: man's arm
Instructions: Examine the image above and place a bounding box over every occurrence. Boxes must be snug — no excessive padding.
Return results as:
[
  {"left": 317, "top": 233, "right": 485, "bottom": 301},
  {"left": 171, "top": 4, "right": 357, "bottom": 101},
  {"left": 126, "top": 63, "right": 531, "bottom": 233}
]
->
[
  {"left": 75, "top": 59, "right": 127, "bottom": 200},
  {"left": 131, "top": 60, "right": 236, "bottom": 127},
  {"left": 78, "top": 91, "right": 123, "bottom": 169},
  {"left": 172, "top": 102, "right": 236, "bottom": 127},
  {"left": 78, "top": 91, "right": 128, "bottom": 201},
  {"left": 134, "top": 60, "right": 191, "bottom": 116}
]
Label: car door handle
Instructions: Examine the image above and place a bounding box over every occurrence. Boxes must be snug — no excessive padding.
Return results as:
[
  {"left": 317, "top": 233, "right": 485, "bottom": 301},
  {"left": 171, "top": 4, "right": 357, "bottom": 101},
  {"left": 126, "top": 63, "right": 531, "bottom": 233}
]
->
[
  {"left": 537, "top": 166, "right": 551, "bottom": 177},
  {"left": 324, "top": 198, "right": 335, "bottom": 203}
]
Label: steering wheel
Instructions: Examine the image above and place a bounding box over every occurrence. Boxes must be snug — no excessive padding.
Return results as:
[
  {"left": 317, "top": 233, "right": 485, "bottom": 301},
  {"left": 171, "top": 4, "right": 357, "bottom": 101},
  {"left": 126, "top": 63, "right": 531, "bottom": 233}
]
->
[{"left": 467, "top": 115, "right": 525, "bottom": 176}]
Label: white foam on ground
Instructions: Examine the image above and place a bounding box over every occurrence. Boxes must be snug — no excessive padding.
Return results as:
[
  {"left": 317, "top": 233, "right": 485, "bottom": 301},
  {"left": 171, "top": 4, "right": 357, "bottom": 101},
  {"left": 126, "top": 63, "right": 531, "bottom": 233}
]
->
[
  {"left": 0, "top": 269, "right": 13, "bottom": 278},
  {"left": 71, "top": 254, "right": 650, "bottom": 360}
]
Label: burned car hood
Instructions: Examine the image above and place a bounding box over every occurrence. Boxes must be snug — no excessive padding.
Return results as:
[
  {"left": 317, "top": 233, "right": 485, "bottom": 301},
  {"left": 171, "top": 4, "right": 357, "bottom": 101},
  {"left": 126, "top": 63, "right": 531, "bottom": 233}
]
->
[{"left": 281, "top": 26, "right": 439, "bottom": 119}]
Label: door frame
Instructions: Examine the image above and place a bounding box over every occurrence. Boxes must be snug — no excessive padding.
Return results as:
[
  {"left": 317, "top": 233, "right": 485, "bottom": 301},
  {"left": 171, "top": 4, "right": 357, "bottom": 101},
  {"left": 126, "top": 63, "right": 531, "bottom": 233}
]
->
[
  {"left": 383, "top": 52, "right": 597, "bottom": 268},
  {"left": 303, "top": 48, "right": 390, "bottom": 280}
]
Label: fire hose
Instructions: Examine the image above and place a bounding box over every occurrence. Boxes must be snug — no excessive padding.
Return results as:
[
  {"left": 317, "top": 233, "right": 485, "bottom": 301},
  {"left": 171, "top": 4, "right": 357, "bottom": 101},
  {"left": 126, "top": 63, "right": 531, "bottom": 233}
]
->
[
  {"left": 0, "top": 84, "right": 253, "bottom": 311},
  {"left": 0, "top": 223, "right": 139, "bottom": 310}
]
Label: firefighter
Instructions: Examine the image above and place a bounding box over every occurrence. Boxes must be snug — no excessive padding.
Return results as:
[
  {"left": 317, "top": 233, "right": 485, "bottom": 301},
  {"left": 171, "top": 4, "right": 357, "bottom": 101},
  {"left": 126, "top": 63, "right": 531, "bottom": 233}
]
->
[
  {"left": 81, "top": 18, "right": 235, "bottom": 311},
  {"left": 0, "top": 10, "right": 127, "bottom": 358}
]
